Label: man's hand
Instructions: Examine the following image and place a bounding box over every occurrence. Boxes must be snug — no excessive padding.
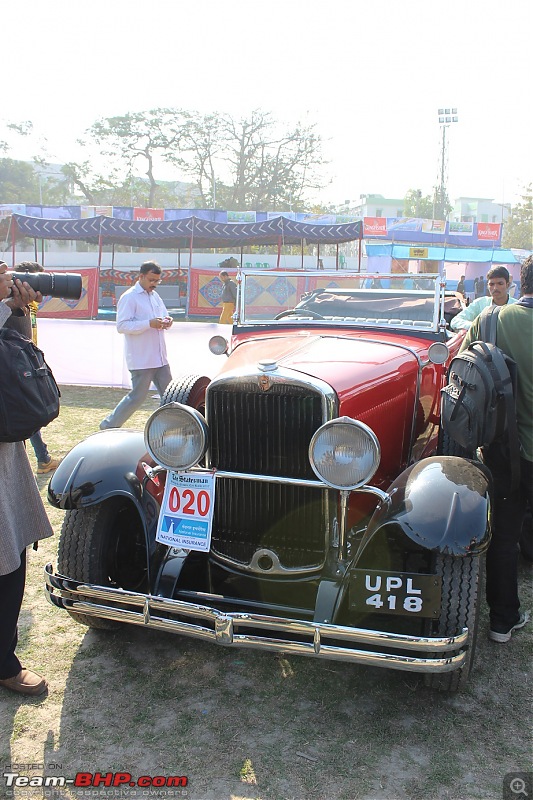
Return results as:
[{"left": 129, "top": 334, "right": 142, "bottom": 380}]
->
[
  {"left": 6, "top": 277, "right": 42, "bottom": 309},
  {"left": 150, "top": 317, "right": 166, "bottom": 330},
  {"left": 0, "top": 263, "right": 13, "bottom": 300}
]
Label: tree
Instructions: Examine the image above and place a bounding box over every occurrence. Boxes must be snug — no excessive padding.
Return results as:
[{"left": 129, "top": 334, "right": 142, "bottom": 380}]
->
[
  {"left": 217, "top": 111, "right": 326, "bottom": 211},
  {"left": 404, "top": 189, "right": 434, "bottom": 219},
  {"left": 432, "top": 186, "right": 452, "bottom": 222},
  {"left": 171, "top": 112, "right": 225, "bottom": 207},
  {"left": 174, "top": 110, "right": 327, "bottom": 211},
  {"left": 502, "top": 185, "right": 533, "bottom": 250},
  {"left": 0, "top": 158, "right": 40, "bottom": 203},
  {"left": 82, "top": 109, "right": 189, "bottom": 206}
]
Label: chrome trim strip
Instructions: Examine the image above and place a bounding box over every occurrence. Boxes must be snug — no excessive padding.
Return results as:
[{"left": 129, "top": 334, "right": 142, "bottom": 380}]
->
[
  {"left": 45, "top": 564, "right": 468, "bottom": 675},
  {"left": 183, "top": 467, "right": 389, "bottom": 503}
]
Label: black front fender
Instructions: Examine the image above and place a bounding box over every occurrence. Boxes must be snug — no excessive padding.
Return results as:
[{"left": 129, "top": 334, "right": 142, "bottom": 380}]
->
[
  {"left": 359, "top": 456, "right": 491, "bottom": 558},
  {"left": 48, "top": 429, "right": 149, "bottom": 511}
]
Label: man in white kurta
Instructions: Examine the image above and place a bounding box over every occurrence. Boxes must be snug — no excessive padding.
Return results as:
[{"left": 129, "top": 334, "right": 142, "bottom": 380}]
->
[{"left": 100, "top": 261, "right": 173, "bottom": 429}]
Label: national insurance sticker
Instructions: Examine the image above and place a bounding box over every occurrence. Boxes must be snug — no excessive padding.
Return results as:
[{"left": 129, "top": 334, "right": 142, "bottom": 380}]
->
[{"left": 156, "top": 470, "right": 216, "bottom": 552}]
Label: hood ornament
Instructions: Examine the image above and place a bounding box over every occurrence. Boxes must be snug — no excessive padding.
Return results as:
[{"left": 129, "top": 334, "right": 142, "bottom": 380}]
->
[{"left": 258, "top": 360, "right": 277, "bottom": 391}]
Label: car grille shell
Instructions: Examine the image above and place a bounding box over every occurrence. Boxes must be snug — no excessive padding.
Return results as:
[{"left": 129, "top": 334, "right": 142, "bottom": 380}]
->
[{"left": 207, "top": 378, "right": 333, "bottom": 570}]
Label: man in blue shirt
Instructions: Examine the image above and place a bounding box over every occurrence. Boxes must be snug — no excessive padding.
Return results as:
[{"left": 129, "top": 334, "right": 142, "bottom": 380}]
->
[{"left": 100, "top": 261, "right": 173, "bottom": 429}]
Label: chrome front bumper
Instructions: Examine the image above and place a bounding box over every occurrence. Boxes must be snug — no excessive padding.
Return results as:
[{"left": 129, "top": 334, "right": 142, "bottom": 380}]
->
[{"left": 45, "top": 563, "right": 468, "bottom": 674}]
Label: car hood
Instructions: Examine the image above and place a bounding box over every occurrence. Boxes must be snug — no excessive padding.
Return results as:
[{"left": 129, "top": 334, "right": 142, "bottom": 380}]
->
[
  {"left": 212, "top": 329, "right": 434, "bottom": 487},
  {"left": 220, "top": 331, "right": 421, "bottom": 400}
]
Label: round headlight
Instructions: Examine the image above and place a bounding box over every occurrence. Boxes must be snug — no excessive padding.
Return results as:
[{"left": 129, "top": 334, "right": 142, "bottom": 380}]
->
[
  {"left": 144, "top": 403, "right": 208, "bottom": 470},
  {"left": 428, "top": 342, "right": 449, "bottom": 365},
  {"left": 309, "top": 417, "right": 381, "bottom": 490},
  {"left": 209, "top": 335, "right": 229, "bottom": 355}
]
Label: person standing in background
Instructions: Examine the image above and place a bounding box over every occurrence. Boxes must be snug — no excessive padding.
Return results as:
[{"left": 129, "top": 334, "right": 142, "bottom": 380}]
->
[
  {"left": 450, "top": 266, "right": 517, "bottom": 331},
  {"left": 218, "top": 258, "right": 238, "bottom": 324},
  {"left": 474, "top": 274, "right": 486, "bottom": 298},
  {"left": 459, "top": 255, "right": 533, "bottom": 643},
  {"left": 100, "top": 261, "right": 173, "bottom": 429}
]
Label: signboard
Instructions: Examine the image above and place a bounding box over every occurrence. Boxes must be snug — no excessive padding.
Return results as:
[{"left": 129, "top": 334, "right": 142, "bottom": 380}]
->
[
  {"left": 156, "top": 470, "right": 216, "bottom": 552},
  {"left": 133, "top": 207, "right": 165, "bottom": 221},
  {"left": 363, "top": 217, "right": 388, "bottom": 237},
  {"left": 477, "top": 222, "right": 501, "bottom": 241},
  {"left": 449, "top": 221, "right": 474, "bottom": 236},
  {"left": 409, "top": 247, "right": 429, "bottom": 259}
]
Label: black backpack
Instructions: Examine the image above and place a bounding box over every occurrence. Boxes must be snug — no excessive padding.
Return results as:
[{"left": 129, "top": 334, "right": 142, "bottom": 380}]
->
[
  {"left": 0, "top": 328, "right": 60, "bottom": 442},
  {"left": 441, "top": 305, "right": 520, "bottom": 485}
]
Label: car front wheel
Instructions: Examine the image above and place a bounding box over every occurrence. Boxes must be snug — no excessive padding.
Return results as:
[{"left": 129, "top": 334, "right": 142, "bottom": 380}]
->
[
  {"left": 57, "top": 498, "right": 147, "bottom": 629},
  {"left": 424, "top": 553, "right": 483, "bottom": 692}
]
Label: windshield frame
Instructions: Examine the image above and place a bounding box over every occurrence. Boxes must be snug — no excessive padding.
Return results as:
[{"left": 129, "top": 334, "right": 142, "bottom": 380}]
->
[{"left": 236, "top": 270, "right": 446, "bottom": 334}]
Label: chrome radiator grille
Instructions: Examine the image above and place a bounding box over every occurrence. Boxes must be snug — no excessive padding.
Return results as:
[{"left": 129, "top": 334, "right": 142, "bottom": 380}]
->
[{"left": 207, "top": 381, "right": 329, "bottom": 569}]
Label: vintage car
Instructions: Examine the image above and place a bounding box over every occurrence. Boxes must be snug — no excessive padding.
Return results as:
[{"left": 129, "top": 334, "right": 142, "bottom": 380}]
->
[{"left": 45, "top": 271, "right": 490, "bottom": 692}]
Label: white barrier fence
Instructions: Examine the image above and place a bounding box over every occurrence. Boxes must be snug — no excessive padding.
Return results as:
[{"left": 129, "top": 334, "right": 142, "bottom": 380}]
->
[{"left": 38, "top": 319, "right": 227, "bottom": 388}]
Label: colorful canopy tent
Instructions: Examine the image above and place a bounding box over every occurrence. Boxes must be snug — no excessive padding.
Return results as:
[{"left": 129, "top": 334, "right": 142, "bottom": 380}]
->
[
  {"left": 8, "top": 213, "right": 364, "bottom": 269},
  {"left": 366, "top": 243, "right": 519, "bottom": 263},
  {"left": 366, "top": 243, "right": 522, "bottom": 295}
]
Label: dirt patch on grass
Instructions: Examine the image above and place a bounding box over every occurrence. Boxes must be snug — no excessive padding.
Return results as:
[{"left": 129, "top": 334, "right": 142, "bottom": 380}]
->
[{"left": 1, "top": 386, "right": 531, "bottom": 800}]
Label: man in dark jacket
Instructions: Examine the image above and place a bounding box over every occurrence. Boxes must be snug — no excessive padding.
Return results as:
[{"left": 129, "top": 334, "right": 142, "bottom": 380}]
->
[{"left": 218, "top": 262, "right": 238, "bottom": 324}]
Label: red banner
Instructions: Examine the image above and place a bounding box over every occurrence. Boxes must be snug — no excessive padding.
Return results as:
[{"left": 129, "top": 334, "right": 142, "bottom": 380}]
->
[
  {"left": 477, "top": 222, "right": 501, "bottom": 241},
  {"left": 363, "top": 217, "right": 388, "bottom": 237},
  {"left": 133, "top": 207, "right": 165, "bottom": 221}
]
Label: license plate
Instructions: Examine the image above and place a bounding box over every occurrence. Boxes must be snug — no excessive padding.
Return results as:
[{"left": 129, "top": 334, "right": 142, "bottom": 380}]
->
[
  {"left": 350, "top": 569, "right": 441, "bottom": 618},
  {"left": 156, "top": 470, "right": 216, "bottom": 552}
]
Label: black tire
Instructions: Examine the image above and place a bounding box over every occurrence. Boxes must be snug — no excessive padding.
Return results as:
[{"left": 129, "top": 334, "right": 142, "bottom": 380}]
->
[
  {"left": 437, "top": 426, "right": 475, "bottom": 460},
  {"left": 160, "top": 375, "right": 209, "bottom": 415},
  {"left": 57, "top": 498, "right": 147, "bottom": 629},
  {"left": 424, "top": 554, "right": 483, "bottom": 691},
  {"left": 519, "top": 510, "right": 533, "bottom": 562}
]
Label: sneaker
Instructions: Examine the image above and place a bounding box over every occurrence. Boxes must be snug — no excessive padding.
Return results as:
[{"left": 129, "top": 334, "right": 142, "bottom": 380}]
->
[
  {"left": 0, "top": 668, "right": 48, "bottom": 696},
  {"left": 36, "top": 457, "right": 61, "bottom": 474},
  {"left": 489, "top": 611, "right": 530, "bottom": 643}
]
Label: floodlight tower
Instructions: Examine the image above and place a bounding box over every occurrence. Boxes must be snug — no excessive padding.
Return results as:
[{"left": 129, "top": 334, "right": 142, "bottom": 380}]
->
[{"left": 433, "top": 107, "right": 458, "bottom": 220}]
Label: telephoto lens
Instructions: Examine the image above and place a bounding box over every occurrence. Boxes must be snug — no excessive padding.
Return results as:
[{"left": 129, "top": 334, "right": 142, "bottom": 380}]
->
[{"left": 10, "top": 272, "right": 82, "bottom": 300}]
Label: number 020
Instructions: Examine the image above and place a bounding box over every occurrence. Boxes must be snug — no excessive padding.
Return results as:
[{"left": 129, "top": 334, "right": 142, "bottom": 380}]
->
[{"left": 168, "top": 487, "right": 211, "bottom": 517}]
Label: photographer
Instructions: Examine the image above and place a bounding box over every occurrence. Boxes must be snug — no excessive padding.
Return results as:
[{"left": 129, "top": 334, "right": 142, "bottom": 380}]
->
[
  {"left": 0, "top": 264, "right": 53, "bottom": 696},
  {"left": 1, "top": 261, "right": 61, "bottom": 474}
]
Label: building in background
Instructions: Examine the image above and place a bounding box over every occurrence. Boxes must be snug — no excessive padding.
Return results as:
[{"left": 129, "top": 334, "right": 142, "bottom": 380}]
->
[
  {"left": 351, "top": 194, "right": 405, "bottom": 219},
  {"left": 450, "top": 197, "right": 511, "bottom": 224}
]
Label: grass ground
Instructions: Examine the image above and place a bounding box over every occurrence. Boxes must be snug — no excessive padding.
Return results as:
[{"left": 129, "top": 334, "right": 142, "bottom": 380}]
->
[{"left": 0, "top": 385, "right": 531, "bottom": 800}]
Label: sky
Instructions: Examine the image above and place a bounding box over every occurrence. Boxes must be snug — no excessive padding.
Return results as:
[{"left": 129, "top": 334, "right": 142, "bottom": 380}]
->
[{"left": 1, "top": 0, "right": 531, "bottom": 209}]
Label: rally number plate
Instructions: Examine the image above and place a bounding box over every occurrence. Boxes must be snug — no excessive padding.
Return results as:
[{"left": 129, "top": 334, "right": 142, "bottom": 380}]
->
[{"left": 350, "top": 569, "right": 441, "bottom": 618}]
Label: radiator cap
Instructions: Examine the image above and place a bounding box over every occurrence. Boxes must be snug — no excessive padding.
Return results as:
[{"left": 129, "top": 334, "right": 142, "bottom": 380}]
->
[{"left": 258, "top": 359, "right": 278, "bottom": 372}]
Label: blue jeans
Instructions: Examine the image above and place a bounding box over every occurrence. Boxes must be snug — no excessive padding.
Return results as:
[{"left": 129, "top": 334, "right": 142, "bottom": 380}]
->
[
  {"left": 29, "top": 430, "right": 49, "bottom": 463},
  {"left": 100, "top": 364, "right": 172, "bottom": 429}
]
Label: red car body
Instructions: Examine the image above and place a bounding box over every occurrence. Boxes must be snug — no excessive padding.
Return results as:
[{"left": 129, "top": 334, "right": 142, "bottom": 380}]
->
[{"left": 46, "top": 272, "right": 489, "bottom": 692}]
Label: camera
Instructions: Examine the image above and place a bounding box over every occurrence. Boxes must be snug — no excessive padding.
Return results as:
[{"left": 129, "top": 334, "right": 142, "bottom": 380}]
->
[{"left": 9, "top": 272, "right": 82, "bottom": 300}]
